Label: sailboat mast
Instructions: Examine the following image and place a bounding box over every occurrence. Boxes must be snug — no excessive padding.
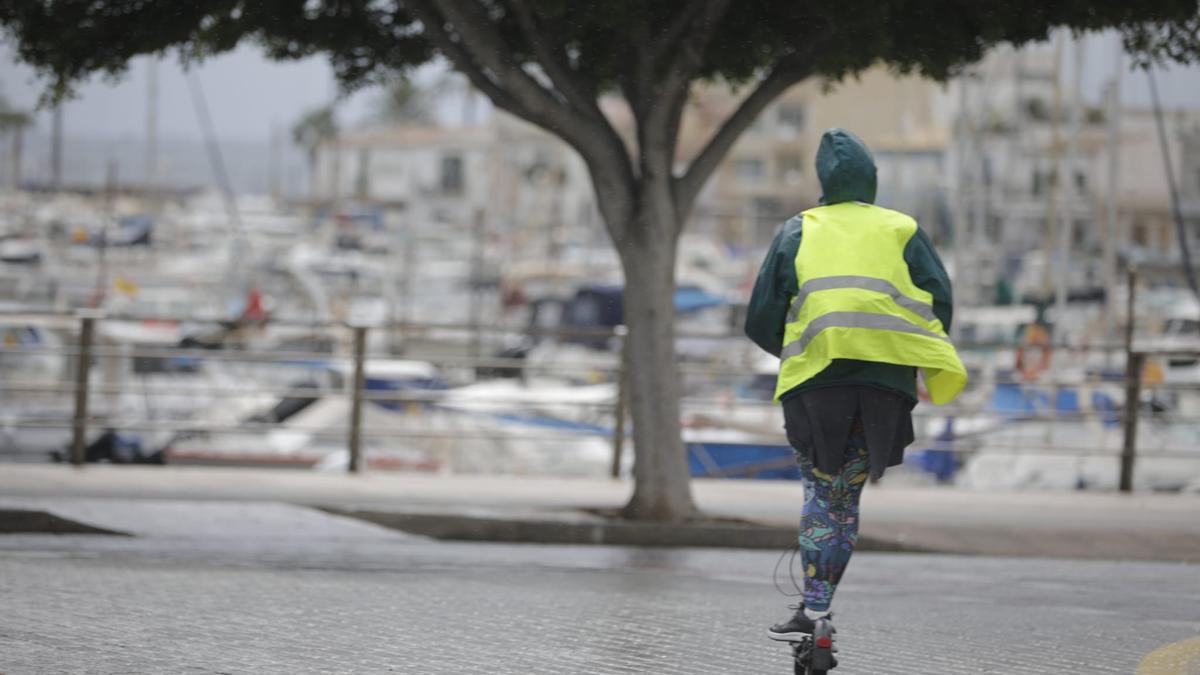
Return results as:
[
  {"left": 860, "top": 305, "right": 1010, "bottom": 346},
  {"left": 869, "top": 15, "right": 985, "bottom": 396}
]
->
[
  {"left": 145, "top": 57, "right": 159, "bottom": 200},
  {"left": 1054, "top": 35, "right": 1085, "bottom": 335},
  {"left": 1103, "top": 42, "right": 1123, "bottom": 357}
]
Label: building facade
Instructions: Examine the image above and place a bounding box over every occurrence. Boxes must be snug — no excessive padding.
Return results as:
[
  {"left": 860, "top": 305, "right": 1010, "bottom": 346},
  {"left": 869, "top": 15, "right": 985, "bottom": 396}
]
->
[{"left": 313, "top": 44, "right": 1200, "bottom": 311}]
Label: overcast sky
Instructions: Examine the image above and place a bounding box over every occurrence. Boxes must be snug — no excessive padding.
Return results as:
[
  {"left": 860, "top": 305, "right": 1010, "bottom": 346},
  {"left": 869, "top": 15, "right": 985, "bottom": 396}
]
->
[{"left": 2, "top": 43, "right": 368, "bottom": 145}]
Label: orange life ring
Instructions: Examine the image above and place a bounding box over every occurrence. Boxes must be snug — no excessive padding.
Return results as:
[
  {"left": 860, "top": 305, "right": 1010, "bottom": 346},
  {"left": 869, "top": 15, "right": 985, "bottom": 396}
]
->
[{"left": 1015, "top": 323, "right": 1052, "bottom": 381}]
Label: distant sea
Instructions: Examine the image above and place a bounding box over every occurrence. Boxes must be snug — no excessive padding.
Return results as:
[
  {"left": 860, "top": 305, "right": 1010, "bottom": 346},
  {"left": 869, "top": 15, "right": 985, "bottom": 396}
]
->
[{"left": 7, "top": 134, "right": 311, "bottom": 197}]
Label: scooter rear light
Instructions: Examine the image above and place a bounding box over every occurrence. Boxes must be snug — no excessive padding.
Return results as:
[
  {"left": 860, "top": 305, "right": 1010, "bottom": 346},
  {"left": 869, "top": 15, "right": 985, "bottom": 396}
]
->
[{"left": 815, "top": 636, "right": 834, "bottom": 649}]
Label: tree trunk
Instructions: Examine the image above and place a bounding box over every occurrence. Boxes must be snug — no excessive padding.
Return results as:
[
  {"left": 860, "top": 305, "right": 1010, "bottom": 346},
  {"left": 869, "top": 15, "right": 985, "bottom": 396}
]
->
[{"left": 617, "top": 186, "right": 698, "bottom": 522}]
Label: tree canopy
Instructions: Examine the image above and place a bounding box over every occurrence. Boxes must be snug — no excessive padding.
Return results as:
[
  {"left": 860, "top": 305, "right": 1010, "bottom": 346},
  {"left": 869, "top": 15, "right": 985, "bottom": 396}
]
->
[
  {"left": 5, "top": 2, "right": 1199, "bottom": 96},
  {"left": 4, "top": 2, "right": 1197, "bottom": 234}
]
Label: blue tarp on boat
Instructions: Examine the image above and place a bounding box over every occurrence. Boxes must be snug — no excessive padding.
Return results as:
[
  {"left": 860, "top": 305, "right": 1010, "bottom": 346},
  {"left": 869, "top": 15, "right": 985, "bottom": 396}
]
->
[{"left": 687, "top": 441, "right": 800, "bottom": 480}]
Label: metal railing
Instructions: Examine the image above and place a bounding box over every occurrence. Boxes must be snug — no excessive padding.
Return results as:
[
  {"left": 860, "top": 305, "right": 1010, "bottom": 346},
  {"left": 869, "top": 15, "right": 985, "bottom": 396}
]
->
[
  {"left": 0, "top": 314, "right": 644, "bottom": 475},
  {"left": 1, "top": 280, "right": 1197, "bottom": 489}
]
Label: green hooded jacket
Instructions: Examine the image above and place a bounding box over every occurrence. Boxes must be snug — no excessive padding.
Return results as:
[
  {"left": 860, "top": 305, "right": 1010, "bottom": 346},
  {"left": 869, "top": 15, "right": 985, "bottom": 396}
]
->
[{"left": 744, "top": 128, "right": 954, "bottom": 403}]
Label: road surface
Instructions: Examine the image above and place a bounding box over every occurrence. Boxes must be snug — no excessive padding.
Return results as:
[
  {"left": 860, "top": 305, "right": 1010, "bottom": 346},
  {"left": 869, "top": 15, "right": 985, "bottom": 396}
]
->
[{"left": 0, "top": 499, "right": 1197, "bottom": 674}]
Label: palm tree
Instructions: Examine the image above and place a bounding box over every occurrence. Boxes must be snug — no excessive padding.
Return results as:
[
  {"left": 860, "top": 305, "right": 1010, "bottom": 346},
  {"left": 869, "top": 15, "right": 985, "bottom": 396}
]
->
[
  {"left": 371, "top": 75, "right": 432, "bottom": 126},
  {"left": 291, "top": 103, "right": 338, "bottom": 201},
  {"left": 0, "top": 95, "right": 32, "bottom": 191}
]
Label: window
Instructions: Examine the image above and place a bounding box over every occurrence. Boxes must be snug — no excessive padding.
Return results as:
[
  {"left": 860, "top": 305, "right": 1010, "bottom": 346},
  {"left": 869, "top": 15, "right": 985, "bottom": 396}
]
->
[
  {"left": 1032, "top": 170, "right": 1057, "bottom": 197},
  {"left": 754, "top": 197, "right": 782, "bottom": 221},
  {"left": 734, "top": 158, "right": 765, "bottom": 182},
  {"left": 986, "top": 214, "right": 1001, "bottom": 241},
  {"left": 777, "top": 153, "right": 804, "bottom": 183},
  {"left": 1025, "top": 98, "right": 1050, "bottom": 122},
  {"left": 354, "top": 148, "right": 371, "bottom": 199},
  {"left": 777, "top": 105, "right": 806, "bottom": 135},
  {"left": 1074, "top": 171, "right": 1087, "bottom": 194},
  {"left": 440, "top": 154, "right": 464, "bottom": 194},
  {"left": 1132, "top": 220, "right": 1149, "bottom": 247}
]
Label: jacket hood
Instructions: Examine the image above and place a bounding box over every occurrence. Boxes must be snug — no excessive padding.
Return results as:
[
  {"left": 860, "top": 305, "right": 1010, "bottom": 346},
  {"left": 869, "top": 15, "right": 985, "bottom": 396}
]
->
[{"left": 816, "top": 128, "right": 877, "bottom": 205}]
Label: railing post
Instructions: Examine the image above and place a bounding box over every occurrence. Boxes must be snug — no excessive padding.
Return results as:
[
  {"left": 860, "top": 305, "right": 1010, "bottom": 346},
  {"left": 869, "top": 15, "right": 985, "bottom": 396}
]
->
[
  {"left": 1119, "top": 266, "right": 1139, "bottom": 493},
  {"left": 610, "top": 325, "right": 628, "bottom": 479},
  {"left": 469, "top": 209, "right": 484, "bottom": 361},
  {"left": 348, "top": 325, "right": 368, "bottom": 474},
  {"left": 70, "top": 313, "right": 98, "bottom": 467}
]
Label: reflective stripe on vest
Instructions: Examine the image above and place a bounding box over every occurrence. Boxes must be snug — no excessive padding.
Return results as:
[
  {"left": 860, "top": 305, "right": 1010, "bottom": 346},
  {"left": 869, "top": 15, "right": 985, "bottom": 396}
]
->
[
  {"left": 774, "top": 202, "right": 967, "bottom": 404},
  {"left": 786, "top": 275, "right": 937, "bottom": 325},
  {"left": 780, "top": 311, "right": 951, "bottom": 361}
]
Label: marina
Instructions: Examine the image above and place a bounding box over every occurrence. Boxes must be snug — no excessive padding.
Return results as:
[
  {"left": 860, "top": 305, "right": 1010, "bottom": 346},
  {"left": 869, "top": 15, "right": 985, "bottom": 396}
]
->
[
  {"left": 2, "top": 189, "right": 1199, "bottom": 491},
  {"left": 2, "top": 35, "right": 1199, "bottom": 493}
]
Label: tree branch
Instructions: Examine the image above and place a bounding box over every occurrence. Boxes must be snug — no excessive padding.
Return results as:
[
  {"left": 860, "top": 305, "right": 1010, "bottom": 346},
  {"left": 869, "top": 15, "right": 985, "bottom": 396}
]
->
[
  {"left": 505, "top": 0, "right": 601, "bottom": 119},
  {"left": 403, "top": 1, "right": 525, "bottom": 115},
  {"left": 410, "top": 0, "right": 636, "bottom": 231},
  {"left": 634, "top": 0, "right": 732, "bottom": 196},
  {"left": 426, "top": 0, "right": 572, "bottom": 125},
  {"left": 647, "top": 0, "right": 710, "bottom": 67},
  {"left": 676, "top": 62, "right": 813, "bottom": 215},
  {"left": 661, "top": 84, "right": 688, "bottom": 171},
  {"left": 657, "top": 0, "right": 733, "bottom": 94}
]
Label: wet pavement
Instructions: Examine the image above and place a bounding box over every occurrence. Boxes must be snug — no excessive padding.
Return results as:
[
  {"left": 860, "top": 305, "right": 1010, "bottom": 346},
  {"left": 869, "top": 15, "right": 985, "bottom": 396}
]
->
[{"left": 0, "top": 500, "right": 1198, "bottom": 674}]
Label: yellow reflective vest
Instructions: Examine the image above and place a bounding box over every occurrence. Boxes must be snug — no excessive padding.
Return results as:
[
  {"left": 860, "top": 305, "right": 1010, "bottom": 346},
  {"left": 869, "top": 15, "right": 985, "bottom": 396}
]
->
[{"left": 775, "top": 202, "right": 968, "bottom": 404}]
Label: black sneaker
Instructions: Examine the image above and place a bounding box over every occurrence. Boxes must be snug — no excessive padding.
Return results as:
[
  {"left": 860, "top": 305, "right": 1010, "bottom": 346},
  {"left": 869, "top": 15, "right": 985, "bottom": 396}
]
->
[{"left": 767, "top": 604, "right": 834, "bottom": 642}]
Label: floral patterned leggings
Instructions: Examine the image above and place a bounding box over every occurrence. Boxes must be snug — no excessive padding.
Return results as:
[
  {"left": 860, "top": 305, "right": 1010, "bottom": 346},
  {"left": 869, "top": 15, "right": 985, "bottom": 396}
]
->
[{"left": 796, "top": 434, "right": 871, "bottom": 612}]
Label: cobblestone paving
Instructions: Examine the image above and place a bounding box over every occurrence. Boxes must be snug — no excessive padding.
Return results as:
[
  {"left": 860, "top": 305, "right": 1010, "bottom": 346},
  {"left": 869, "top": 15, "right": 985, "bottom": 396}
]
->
[{"left": 0, "top": 512, "right": 1198, "bottom": 673}]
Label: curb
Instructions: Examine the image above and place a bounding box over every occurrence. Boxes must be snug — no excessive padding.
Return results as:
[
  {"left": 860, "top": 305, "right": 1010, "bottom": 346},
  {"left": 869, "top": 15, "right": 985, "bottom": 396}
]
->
[
  {"left": 322, "top": 507, "right": 929, "bottom": 552},
  {"left": 0, "top": 509, "right": 131, "bottom": 536}
]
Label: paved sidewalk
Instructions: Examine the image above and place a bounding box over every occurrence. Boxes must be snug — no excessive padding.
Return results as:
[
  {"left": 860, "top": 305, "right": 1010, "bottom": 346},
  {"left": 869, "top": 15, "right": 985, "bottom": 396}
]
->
[
  {"left": 3, "top": 463, "right": 1200, "bottom": 561},
  {"left": 3, "top": 542, "right": 1199, "bottom": 675}
]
